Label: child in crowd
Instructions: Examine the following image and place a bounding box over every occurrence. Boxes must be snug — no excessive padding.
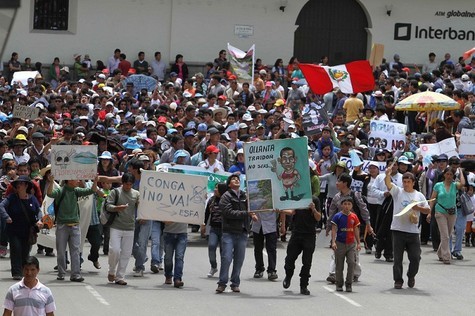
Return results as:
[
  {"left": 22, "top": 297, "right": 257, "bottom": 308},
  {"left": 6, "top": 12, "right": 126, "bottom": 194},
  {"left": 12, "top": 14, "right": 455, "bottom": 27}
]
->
[
  {"left": 316, "top": 127, "right": 334, "bottom": 158},
  {"left": 465, "top": 183, "right": 475, "bottom": 247},
  {"left": 331, "top": 196, "right": 361, "bottom": 293}
]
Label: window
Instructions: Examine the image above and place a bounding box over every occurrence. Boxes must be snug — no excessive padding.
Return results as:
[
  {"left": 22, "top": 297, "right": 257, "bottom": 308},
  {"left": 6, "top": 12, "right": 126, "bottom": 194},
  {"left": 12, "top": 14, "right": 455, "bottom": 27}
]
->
[{"left": 33, "top": 0, "right": 69, "bottom": 31}]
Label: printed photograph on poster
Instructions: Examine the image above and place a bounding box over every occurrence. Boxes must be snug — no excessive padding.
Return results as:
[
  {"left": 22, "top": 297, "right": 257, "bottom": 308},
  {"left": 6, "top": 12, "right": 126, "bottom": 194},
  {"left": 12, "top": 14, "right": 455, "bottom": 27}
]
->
[
  {"left": 138, "top": 170, "right": 208, "bottom": 225},
  {"left": 51, "top": 145, "right": 98, "bottom": 180},
  {"left": 244, "top": 137, "right": 311, "bottom": 211},
  {"left": 248, "top": 179, "right": 273, "bottom": 211},
  {"left": 301, "top": 102, "right": 329, "bottom": 136}
]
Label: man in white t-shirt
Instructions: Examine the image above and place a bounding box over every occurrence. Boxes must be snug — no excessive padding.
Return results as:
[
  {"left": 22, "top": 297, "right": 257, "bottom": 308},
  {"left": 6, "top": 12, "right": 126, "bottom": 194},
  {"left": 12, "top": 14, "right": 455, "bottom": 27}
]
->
[{"left": 385, "top": 165, "right": 430, "bottom": 290}]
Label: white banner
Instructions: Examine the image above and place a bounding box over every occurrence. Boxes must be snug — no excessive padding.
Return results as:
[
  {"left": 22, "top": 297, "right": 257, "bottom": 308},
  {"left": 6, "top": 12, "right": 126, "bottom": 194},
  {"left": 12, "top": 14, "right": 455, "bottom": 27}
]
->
[
  {"left": 12, "top": 71, "right": 40, "bottom": 86},
  {"left": 12, "top": 104, "right": 39, "bottom": 120},
  {"left": 51, "top": 145, "right": 98, "bottom": 180},
  {"left": 137, "top": 170, "right": 208, "bottom": 225},
  {"left": 420, "top": 137, "right": 459, "bottom": 167},
  {"left": 459, "top": 128, "right": 475, "bottom": 155},
  {"left": 340, "top": 157, "right": 386, "bottom": 192},
  {"left": 368, "top": 120, "right": 407, "bottom": 151}
]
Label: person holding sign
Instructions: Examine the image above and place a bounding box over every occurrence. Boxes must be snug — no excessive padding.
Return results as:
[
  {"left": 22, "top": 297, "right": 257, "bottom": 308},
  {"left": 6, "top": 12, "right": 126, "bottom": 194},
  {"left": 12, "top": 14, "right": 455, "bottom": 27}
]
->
[
  {"left": 428, "top": 167, "right": 465, "bottom": 264},
  {"left": 384, "top": 164, "right": 430, "bottom": 289}
]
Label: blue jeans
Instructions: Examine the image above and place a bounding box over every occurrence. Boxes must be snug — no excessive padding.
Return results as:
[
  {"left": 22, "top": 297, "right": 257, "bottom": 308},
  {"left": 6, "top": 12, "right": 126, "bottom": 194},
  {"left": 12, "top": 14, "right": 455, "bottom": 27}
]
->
[
  {"left": 151, "top": 221, "right": 164, "bottom": 266},
  {"left": 163, "top": 232, "right": 187, "bottom": 281},
  {"left": 133, "top": 220, "right": 151, "bottom": 271},
  {"left": 218, "top": 232, "right": 248, "bottom": 288},
  {"left": 208, "top": 227, "right": 222, "bottom": 269},
  {"left": 450, "top": 209, "right": 465, "bottom": 255}
]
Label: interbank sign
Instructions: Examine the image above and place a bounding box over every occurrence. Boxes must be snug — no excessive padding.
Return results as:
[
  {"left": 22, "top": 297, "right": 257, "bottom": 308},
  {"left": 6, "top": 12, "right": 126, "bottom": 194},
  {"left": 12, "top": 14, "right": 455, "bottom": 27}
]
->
[{"left": 394, "top": 23, "right": 475, "bottom": 41}]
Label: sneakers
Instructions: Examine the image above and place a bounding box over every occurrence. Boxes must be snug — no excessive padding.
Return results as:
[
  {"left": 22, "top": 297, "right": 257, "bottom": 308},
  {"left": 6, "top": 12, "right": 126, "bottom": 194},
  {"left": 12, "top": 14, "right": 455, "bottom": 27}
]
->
[
  {"left": 115, "top": 280, "right": 127, "bottom": 286},
  {"left": 283, "top": 275, "right": 291, "bottom": 289},
  {"left": 174, "top": 280, "right": 184, "bottom": 288},
  {"left": 165, "top": 277, "right": 172, "bottom": 284},
  {"left": 57, "top": 276, "right": 65, "bottom": 281},
  {"left": 70, "top": 277, "right": 84, "bottom": 282},
  {"left": 107, "top": 274, "right": 115, "bottom": 282},
  {"left": 93, "top": 261, "right": 101, "bottom": 269},
  {"left": 375, "top": 251, "right": 382, "bottom": 259},
  {"left": 151, "top": 264, "right": 160, "bottom": 274},
  {"left": 267, "top": 271, "right": 278, "bottom": 281},
  {"left": 451, "top": 252, "right": 463, "bottom": 260},
  {"left": 385, "top": 257, "right": 394, "bottom": 262},
  {"left": 326, "top": 274, "right": 336, "bottom": 284},
  {"left": 300, "top": 287, "right": 310, "bottom": 295},
  {"left": 207, "top": 268, "right": 218, "bottom": 278},
  {"left": 394, "top": 282, "right": 403, "bottom": 289},
  {"left": 336, "top": 286, "right": 343, "bottom": 292},
  {"left": 133, "top": 270, "right": 144, "bottom": 277},
  {"left": 408, "top": 277, "right": 415, "bottom": 288},
  {"left": 253, "top": 270, "right": 264, "bottom": 278},
  {"left": 216, "top": 285, "right": 226, "bottom": 293},
  {"left": 158, "top": 263, "right": 164, "bottom": 270}
]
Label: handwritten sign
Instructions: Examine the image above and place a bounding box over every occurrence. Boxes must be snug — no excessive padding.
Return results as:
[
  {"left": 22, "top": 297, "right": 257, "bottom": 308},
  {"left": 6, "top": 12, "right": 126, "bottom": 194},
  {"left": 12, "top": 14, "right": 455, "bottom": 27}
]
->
[
  {"left": 340, "top": 157, "right": 386, "bottom": 192},
  {"left": 368, "top": 120, "right": 407, "bottom": 151},
  {"left": 420, "top": 137, "right": 459, "bottom": 167},
  {"left": 51, "top": 145, "right": 98, "bottom": 180},
  {"left": 137, "top": 170, "right": 208, "bottom": 225},
  {"left": 244, "top": 137, "right": 311, "bottom": 211},
  {"left": 459, "top": 128, "right": 475, "bottom": 155},
  {"left": 13, "top": 104, "right": 39, "bottom": 120}
]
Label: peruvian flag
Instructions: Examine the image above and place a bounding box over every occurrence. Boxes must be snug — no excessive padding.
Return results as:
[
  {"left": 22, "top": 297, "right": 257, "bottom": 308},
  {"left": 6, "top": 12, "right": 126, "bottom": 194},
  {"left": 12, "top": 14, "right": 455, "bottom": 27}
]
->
[{"left": 299, "top": 60, "right": 375, "bottom": 95}]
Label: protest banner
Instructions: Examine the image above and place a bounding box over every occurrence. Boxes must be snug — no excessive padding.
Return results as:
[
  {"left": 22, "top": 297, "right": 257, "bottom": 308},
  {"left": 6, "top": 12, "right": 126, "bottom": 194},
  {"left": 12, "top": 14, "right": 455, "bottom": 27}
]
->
[
  {"left": 12, "top": 104, "right": 39, "bottom": 120},
  {"left": 137, "top": 170, "right": 208, "bottom": 225},
  {"left": 368, "top": 120, "right": 407, "bottom": 151},
  {"left": 420, "top": 137, "right": 459, "bottom": 168},
  {"left": 51, "top": 145, "right": 98, "bottom": 180},
  {"left": 459, "top": 128, "right": 475, "bottom": 156},
  {"left": 301, "top": 102, "right": 329, "bottom": 136},
  {"left": 244, "top": 137, "right": 311, "bottom": 211},
  {"left": 11, "top": 71, "right": 40, "bottom": 86},
  {"left": 228, "top": 43, "right": 255, "bottom": 84},
  {"left": 158, "top": 163, "right": 237, "bottom": 194},
  {"left": 340, "top": 157, "right": 386, "bottom": 192}
]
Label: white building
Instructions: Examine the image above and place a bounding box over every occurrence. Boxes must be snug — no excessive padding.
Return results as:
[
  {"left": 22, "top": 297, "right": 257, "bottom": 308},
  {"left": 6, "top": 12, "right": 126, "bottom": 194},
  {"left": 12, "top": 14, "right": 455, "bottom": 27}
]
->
[{"left": 1, "top": 0, "right": 474, "bottom": 69}]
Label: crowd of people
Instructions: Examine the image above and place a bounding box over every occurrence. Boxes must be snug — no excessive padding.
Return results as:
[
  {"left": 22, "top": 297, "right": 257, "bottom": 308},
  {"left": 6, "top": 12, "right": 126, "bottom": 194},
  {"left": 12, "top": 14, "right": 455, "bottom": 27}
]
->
[{"left": 1, "top": 47, "right": 475, "bottom": 313}]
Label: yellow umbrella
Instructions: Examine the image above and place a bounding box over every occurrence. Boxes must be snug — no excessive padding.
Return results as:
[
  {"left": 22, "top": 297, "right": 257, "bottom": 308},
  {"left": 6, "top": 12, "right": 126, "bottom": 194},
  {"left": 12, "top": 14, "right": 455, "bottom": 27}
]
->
[{"left": 395, "top": 91, "right": 460, "bottom": 111}]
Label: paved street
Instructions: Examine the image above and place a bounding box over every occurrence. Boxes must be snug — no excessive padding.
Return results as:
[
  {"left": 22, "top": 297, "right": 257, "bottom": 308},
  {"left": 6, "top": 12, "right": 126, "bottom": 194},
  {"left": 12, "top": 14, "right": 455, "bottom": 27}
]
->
[{"left": 1, "top": 231, "right": 473, "bottom": 316}]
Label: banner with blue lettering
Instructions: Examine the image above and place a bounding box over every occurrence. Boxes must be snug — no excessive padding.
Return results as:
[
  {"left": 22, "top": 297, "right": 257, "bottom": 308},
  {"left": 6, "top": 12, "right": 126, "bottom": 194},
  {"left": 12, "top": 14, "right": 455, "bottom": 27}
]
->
[
  {"left": 368, "top": 120, "right": 407, "bottom": 151},
  {"left": 137, "top": 170, "right": 208, "bottom": 225},
  {"left": 244, "top": 137, "right": 311, "bottom": 211}
]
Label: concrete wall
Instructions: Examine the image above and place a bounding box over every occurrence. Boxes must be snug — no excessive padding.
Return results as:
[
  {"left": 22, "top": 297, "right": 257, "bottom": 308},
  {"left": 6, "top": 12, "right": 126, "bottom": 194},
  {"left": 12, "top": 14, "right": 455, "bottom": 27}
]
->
[{"left": 1, "top": 0, "right": 474, "bottom": 69}]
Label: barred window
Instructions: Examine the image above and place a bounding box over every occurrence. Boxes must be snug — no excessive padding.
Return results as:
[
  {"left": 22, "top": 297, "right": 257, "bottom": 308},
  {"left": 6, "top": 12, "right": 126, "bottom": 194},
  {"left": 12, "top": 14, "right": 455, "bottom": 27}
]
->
[{"left": 33, "top": 0, "right": 69, "bottom": 31}]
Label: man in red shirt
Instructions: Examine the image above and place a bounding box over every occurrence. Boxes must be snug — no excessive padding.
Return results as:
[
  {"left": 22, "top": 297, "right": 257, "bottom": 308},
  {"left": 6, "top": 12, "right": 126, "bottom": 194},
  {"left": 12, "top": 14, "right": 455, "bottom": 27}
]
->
[{"left": 118, "top": 53, "right": 131, "bottom": 76}]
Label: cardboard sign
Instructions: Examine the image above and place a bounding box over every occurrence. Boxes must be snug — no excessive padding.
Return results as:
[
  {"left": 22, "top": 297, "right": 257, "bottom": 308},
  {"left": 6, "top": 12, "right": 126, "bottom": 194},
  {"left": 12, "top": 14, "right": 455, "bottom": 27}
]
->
[
  {"left": 137, "top": 170, "right": 208, "bottom": 225},
  {"left": 420, "top": 137, "right": 459, "bottom": 168},
  {"left": 244, "top": 137, "right": 311, "bottom": 211},
  {"left": 459, "top": 128, "right": 475, "bottom": 155},
  {"left": 51, "top": 145, "right": 98, "bottom": 180},
  {"left": 12, "top": 104, "right": 39, "bottom": 120}
]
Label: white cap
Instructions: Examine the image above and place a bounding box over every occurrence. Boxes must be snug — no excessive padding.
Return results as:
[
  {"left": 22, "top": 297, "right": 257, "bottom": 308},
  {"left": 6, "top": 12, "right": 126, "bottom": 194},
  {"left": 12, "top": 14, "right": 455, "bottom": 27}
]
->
[{"left": 17, "top": 126, "right": 29, "bottom": 134}]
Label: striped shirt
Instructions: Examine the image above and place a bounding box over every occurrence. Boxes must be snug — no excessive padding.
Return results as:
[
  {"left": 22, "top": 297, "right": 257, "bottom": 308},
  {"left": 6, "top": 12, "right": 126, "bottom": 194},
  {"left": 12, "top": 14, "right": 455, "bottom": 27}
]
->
[{"left": 3, "top": 279, "right": 56, "bottom": 315}]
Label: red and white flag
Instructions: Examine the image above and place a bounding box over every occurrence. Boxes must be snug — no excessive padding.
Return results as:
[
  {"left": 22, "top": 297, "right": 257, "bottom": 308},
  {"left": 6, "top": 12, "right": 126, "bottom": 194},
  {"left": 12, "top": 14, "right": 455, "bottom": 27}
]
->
[
  {"left": 462, "top": 47, "right": 475, "bottom": 60},
  {"left": 299, "top": 60, "right": 375, "bottom": 95}
]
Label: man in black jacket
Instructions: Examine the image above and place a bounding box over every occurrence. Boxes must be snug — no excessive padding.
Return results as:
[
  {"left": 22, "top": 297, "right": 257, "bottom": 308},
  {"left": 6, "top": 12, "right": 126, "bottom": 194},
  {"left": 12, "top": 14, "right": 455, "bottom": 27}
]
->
[{"left": 216, "top": 174, "right": 257, "bottom": 293}]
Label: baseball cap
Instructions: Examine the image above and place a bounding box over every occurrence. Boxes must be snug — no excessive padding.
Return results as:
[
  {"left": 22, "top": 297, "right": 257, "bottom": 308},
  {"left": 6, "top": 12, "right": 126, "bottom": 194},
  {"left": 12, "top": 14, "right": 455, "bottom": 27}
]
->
[{"left": 197, "top": 123, "right": 208, "bottom": 132}]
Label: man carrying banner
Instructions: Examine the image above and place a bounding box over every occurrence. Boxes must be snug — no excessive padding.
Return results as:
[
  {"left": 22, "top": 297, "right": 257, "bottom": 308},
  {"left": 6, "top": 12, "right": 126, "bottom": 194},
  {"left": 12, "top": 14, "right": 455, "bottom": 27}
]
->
[{"left": 384, "top": 164, "right": 430, "bottom": 289}]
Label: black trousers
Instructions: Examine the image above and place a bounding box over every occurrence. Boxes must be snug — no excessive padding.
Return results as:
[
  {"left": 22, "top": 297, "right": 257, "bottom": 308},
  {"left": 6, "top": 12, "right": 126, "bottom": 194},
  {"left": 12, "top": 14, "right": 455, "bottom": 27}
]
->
[
  {"left": 376, "top": 197, "right": 393, "bottom": 259},
  {"left": 87, "top": 224, "right": 103, "bottom": 262},
  {"left": 253, "top": 229, "right": 277, "bottom": 273},
  {"left": 392, "top": 230, "right": 421, "bottom": 284},
  {"left": 284, "top": 233, "right": 316, "bottom": 287},
  {"left": 419, "top": 213, "right": 430, "bottom": 243},
  {"left": 430, "top": 207, "right": 440, "bottom": 250},
  {"left": 366, "top": 203, "right": 379, "bottom": 249},
  {"left": 9, "top": 234, "right": 30, "bottom": 277}
]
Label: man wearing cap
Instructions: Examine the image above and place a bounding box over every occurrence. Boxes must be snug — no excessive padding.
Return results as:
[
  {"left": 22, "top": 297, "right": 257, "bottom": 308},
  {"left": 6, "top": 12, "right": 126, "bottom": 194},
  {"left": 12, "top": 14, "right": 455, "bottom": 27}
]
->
[
  {"left": 26, "top": 132, "right": 49, "bottom": 169},
  {"left": 197, "top": 127, "right": 230, "bottom": 170},
  {"left": 10, "top": 135, "right": 30, "bottom": 165}
]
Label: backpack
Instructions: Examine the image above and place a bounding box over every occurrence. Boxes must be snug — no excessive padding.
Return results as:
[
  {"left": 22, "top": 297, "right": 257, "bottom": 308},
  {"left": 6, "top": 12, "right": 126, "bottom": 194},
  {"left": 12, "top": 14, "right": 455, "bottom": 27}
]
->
[{"left": 100, "top": 188, "right": 119, "bottom": 227}]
